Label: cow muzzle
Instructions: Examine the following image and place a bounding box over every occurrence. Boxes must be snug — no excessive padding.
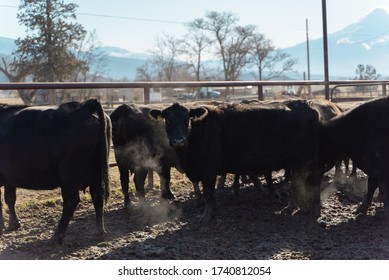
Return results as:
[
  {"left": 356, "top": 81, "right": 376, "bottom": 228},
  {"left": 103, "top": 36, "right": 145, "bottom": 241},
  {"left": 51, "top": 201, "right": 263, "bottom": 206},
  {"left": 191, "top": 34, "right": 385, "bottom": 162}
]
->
[{"left": 171, "top": 137, "right": 187, "bottom": 148}]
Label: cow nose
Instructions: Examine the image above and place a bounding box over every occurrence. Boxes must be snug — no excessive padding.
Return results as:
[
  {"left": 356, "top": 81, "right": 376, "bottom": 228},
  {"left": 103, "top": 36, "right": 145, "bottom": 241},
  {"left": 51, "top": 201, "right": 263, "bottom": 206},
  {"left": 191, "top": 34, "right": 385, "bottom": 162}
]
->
[{"left": 172, "top": 137, "right": 186, "bottom": 147}]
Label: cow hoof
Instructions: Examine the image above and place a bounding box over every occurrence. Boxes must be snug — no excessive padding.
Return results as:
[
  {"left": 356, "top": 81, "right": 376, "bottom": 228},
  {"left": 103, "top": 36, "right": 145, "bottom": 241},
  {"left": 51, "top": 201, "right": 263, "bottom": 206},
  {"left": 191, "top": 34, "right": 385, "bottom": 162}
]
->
[
  {"left": 7, "top": 220, "right": 21, "bottom": 232},
  {"left": 232, "top": 188, "right": 240, "bottom": 197},
  {"left": 194, "top": 190, "right": 203, "bottom": 200},
  {"left": 124, "top": 203, "right": 132, "bottom": 214},
  {"left": 355, "top": 202, "right": 369, "bottom": 214},
  {"left": 139, "top": 202, "right": 150, "bottom": 213},
  {"left": 94, "top": 230, "right": 106, "bottom": 242},
  {"left": 301, "top": 205, "right": 321, "bottom": 219},
  {"left": 316, "top": 217, "right": 327, "bottom": 228},
  {"left": 280, "top": 204, "right": 294, "bottom": 215},
  {"left": 50, "top": 234, "right": 65, "bottom": 245},
  {"left": 161, "top": 191, "right": 174, "bottom": 200},
  {"left": 199, "top": 209, "right": 214, "bottom": 225}
]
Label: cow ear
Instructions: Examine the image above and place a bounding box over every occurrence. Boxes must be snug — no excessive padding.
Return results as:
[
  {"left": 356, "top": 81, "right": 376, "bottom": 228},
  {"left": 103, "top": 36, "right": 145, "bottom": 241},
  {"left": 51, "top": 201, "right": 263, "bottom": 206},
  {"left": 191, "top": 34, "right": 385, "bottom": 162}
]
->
[
  {"left": 149, "top": 109, "right": 164, "bottom": 121},
  {"left": 189, "top": 107, "right": 208, "bottom": 121}
]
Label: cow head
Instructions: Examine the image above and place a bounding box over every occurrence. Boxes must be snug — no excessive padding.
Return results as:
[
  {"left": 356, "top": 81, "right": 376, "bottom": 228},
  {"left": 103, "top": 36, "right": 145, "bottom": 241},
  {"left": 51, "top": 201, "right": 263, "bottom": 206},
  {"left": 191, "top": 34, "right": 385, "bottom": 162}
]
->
[{"left": 149, "top": 103, "right": 208, "bottom": 149}]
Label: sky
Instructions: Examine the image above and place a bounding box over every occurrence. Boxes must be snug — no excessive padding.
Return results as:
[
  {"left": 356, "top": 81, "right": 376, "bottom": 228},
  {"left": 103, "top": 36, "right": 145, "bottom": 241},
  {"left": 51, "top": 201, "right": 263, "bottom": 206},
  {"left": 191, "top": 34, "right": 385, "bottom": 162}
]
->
[{"left": 1, "top": 0, "right": 389, "bottom": 53}]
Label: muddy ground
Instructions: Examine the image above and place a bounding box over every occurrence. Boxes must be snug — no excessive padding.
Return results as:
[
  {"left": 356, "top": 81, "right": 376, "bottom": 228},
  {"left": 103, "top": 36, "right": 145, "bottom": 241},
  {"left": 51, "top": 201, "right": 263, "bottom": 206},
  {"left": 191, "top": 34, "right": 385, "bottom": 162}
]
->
[{"left": 1, "top": 148, "right": 388, "bottom": 261}]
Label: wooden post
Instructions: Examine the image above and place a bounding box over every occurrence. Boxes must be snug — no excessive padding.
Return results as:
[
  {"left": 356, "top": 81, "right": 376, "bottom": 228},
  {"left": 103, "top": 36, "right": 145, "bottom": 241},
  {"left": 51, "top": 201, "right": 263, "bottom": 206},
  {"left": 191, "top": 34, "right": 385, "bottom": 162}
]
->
[
  {"left": 257, "top": 85, "right": 264, "bottom": 101},
  {"left": 322, "top": 0, "right": 330, "bottom": 100},
  {"left": 383, "top": 83, "right": 387, "bottom": 96},
  {"left": 144, "top": 86, "right": 150, "bottom": 104}
]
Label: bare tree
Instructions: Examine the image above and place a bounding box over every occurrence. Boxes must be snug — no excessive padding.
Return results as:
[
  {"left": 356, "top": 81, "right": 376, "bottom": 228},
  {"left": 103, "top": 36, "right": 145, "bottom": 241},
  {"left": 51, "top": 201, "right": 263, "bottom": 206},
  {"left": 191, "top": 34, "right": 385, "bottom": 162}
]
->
[
  {"left": 136, "top": 62, "right": 155, "bottom": 81},
  {"left": 149, "top": 33, "right": 186, "bottom": 81},
  {"left": 69, "top": 30, "right": 108, "bottom": 102},
  {"left": 249, "top": 32, "right": 297, "bottom": 80},
  {"left": 0, "top": 57, "right": 36, "bottom": 104},
  {"left": 355, "top": 64, "right": 379, "bottom": 80},
  {"left": 181, "top": 29, "right": 213, "bottom": 81},
  {"left": 354, "top": 64, "right": 380, "bottom": 93},
  {"left": 188, "top": 11, "right": 254, "bottom": 81},
  {"left": 74, "top": 30, "right": 108, "bottom": 83}
]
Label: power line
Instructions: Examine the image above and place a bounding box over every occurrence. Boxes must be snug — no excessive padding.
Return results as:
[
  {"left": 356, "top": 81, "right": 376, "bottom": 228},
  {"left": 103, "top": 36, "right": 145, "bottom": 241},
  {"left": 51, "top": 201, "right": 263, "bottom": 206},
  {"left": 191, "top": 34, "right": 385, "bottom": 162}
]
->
[
  {"left": 0, "top": 4, "right": 16, "bottom": 9},
  {"left": 77, "top": 12, "right": 185, "bottom": 25},
  {"left": 0, "top": 4, "right": 185, "bottom": 25}
]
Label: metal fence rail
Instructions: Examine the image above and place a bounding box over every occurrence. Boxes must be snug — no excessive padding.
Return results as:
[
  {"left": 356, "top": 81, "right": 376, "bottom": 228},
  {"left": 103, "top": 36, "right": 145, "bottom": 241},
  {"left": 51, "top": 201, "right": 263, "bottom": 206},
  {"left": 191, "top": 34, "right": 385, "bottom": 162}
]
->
[{"left": 0, "top": 80, "right": 388, "bottom": 103}]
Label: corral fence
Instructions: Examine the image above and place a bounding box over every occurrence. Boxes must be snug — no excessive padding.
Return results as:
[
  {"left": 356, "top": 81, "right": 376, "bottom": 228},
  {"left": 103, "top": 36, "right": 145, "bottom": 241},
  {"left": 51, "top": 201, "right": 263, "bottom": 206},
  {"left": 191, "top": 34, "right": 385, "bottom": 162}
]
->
[
  {"left": 0, "top": 80, "right": 387, "bottom": 183},
  {"left": 1, "top": 80, "right": 388, "bottom": 110}
]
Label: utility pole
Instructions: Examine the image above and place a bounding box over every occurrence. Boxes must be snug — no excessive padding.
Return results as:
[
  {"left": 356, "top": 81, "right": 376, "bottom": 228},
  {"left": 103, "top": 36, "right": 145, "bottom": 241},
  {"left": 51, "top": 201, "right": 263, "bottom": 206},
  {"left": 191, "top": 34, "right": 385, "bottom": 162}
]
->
[
  {"left": 322, "top": 0, "right": 330, "bottom": 100},
  {"left": 306, "top": 18, "right": 311, "bottom": 96}
]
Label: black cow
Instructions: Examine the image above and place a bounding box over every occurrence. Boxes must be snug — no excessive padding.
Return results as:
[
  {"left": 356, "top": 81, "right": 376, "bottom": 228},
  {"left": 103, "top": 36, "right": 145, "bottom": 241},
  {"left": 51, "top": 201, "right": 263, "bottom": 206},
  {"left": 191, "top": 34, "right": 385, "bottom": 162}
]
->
[
  {"left": 110, "top": 104, "right": 201, "bottom": 212},
  {"left": 307, "top": 99, "right": 349, "bottom": 176},
  {"left": 0, "top": 99, "right": 110, "bottom": 243},
  {"left": 319, "top": 97, "right": 389, "bottom": 217},
  {"left": 150, "top": 101, "right": 322, "bottom": 223}
]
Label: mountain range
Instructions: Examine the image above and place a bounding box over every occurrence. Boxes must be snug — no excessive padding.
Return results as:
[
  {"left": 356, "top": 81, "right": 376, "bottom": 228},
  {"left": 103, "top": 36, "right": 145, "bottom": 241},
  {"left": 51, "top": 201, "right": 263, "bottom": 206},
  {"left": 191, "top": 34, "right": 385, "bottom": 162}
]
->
[
  {"left": 284, "top": 7, "right": 389, "bottom": 79},
  {"left": 1, "top": 7, "right": 389, "bottom": 81}
]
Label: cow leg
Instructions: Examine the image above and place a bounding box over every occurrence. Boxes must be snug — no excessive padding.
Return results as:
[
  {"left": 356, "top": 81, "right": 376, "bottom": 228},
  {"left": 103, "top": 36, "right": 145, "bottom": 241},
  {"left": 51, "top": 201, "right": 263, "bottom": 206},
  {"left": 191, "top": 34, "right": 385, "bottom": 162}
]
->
[
  {"left": 284, "top": 168, "right": 292, "bottom": 182},
  {"left": 381, "top": 183, "right": 389, "bottom": 217},
  {"left": 134, "top": 169, "right": 147, "bottom": 205},
  {"left": 118, "top": 165, "right": 131, "bottom": 212},
  {"left": 281, "top": 167, "right": 299, "bottom": 215},
  {"left": 232, "top": 174, "right": 240, "bottom": 196},
  {"left": 191, "top": 182, "right": 202, "bottom": 199},
  {"left": 356, "top": 177, "right": 377, "bottom": 214},
  {"left": 0, "top": 188, "right": 4, "bottom": 236},
  {"left": 263, "top": 172, "right": 273, "bottom": 193},
  {"left": 217, "top": 173, "right": 227, "bottom": 189},
  {"left": 4, "top": 185, "right": 20, "bottom": 231},
  {"left": 285, "top": 166, "right": 321, "bottom": 218},
  {"left": 334, "top": 160, "right": 343, "bottom": 177},
  {"left": 159, "top": 165, "right": 174, "bottom": 200},
  {"left": 306, "top": 168, "right": 322, "bottom": 218},
  {"left": 201, "top": 175, "right": 217, "bottom": 224},
  {"left": 343, "top": 157, "right": 350, "bottom": 174},
  {"left": 240, "top": 175, "right": 251, "bottom": 184},
  {"left": 250, "top": 175, "right": 263, "bottom": 191},
  {"left": 293, "top": 165, "right": 322, "bottom": 218},
  {"left": 146, "top": 171, "right": 154, "bottom": 193},
  {"left": 350, "top": 163, "right": 357, "bottom": 177},
  {"left": 90, "top": 179, "right": 106, "bottom": 241},
  {"left": 52, "top": 188, "right": 80, "bottom": 244}
]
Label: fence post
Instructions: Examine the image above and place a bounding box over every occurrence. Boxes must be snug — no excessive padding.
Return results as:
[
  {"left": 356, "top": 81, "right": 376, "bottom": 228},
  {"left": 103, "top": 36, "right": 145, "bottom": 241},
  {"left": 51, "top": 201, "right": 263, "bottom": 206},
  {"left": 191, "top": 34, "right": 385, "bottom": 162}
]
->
[
  {"left": 144, "top": 86, "right": 150, "bottom": 104},
  {"left": 257, "top": 85, "right": 264, "bottom": 101},
  {"left": 383, "top": 83, "right": 387, "bottom": 96}
]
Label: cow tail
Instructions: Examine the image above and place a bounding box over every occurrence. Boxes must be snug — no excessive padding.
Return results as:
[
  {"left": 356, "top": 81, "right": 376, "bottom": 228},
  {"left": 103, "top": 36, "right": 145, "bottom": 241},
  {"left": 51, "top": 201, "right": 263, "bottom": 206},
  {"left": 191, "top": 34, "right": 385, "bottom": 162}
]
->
[{"left": 88, "top": 99, "right": 111, "bottom": 204}]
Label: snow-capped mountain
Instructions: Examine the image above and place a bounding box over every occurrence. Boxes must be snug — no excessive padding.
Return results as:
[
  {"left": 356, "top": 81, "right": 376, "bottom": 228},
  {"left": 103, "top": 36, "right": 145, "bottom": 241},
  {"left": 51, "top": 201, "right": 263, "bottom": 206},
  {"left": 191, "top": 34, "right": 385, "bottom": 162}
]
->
[
  {"left": 96, "top": 46, "right": 148, "bottom": 60},
  {"left": 93, "top": 46, "right": 148, "bottom": 79},
  {"left": 2, "top": 7, "right": 389, "bottom": 80},
  {"left": 0, "top": 36, "right": 16, "bottom": 56},
  {"left": 0, "top": 40, "right": 149, "bottom": 81},
  {"left": 284, "top": 7, "right": 389, "bottom": 78}
]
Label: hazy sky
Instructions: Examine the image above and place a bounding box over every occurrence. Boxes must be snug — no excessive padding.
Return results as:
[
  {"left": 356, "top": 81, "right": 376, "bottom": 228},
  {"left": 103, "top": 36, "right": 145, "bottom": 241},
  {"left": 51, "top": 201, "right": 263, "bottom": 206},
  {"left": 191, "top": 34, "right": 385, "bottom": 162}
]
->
[{"left": 1, "top": 0, "right": 389, "bottom": 53}]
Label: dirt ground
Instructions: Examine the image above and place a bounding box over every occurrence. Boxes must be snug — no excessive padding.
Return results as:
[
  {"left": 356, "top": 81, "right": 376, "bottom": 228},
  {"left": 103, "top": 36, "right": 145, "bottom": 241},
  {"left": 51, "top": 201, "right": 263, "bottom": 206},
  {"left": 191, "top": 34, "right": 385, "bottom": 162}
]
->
[{"left": 1, "top": 145, "right": 388, "bottom": 260}]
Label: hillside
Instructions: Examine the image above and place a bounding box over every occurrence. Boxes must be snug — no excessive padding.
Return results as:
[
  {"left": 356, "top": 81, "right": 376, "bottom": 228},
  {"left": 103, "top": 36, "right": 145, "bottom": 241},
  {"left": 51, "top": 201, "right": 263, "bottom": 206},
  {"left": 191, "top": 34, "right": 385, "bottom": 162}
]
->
[
  {"left": 284, "top": 8, "right": 389, "bottom": 79},
  {"left": 2, "top": 8, "right": 389, "bottom": 80},
  {"left": 0, "top": 40, "right": 148, "bottom": 81}
]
